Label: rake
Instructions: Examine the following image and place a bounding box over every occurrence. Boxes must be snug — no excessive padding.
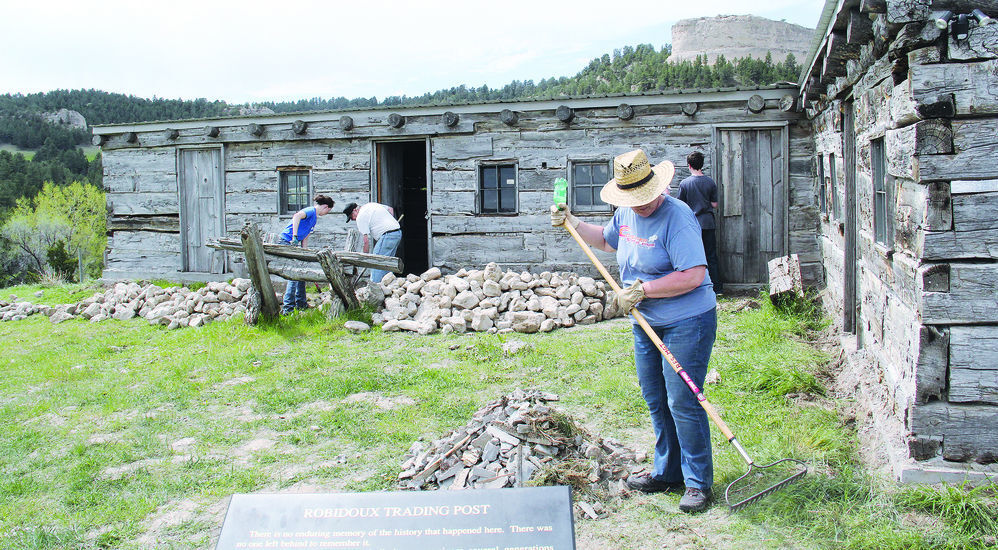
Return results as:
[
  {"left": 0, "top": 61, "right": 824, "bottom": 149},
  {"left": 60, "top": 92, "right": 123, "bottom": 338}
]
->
[{"left": 554, "top": 203, "right": 806, "bottom": 510}]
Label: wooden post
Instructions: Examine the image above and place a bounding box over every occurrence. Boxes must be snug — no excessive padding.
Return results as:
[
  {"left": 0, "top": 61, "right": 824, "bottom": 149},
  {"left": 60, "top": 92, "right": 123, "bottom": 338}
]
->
[
  {"left": 388, "top": 113, "right": 405, "bottom": 128},
  {"left": 240, "top": 223, "right": 280, "bottom": 320},
  {"left": 681, "top": 102, "right": 699, "bottom": 116},
  {"left": 317, "top": 250, "right": 360, "bottom": 310},
  {"left": 442, "top": 111, "right": 460, "bottom": 127},
  {"left": 166, "top": 129, "right": 179, "bottom": 140},
  {"left": 339, "top": 116, "right": 354, "bottom": 131},
  {"left": 747, "top": 95, "right": 766, "bottom": 113},
  {"left": 500, "top": 109, "right": 518, "bottom": 126},
  {"left": 292, "top": 120, "right": 307, "bottom": 135},
  {"left": 248, "top": 123, "right": 264, "bottom": 137}
]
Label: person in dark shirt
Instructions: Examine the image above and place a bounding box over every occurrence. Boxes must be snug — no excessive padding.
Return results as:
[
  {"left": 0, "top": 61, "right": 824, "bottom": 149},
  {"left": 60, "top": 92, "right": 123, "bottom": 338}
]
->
[{"left": 678, "top": 151, "right": 723, "bottom": 294}]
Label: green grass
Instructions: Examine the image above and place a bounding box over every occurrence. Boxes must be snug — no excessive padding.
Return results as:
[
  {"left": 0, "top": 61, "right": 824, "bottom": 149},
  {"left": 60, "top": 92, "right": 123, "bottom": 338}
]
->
[{"left": 0, "top": 287, "right": 995, "bottom": 549}]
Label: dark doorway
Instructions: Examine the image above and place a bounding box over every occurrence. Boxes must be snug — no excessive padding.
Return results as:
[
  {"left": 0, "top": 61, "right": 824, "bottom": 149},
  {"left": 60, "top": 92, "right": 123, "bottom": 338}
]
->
[{"left": 375, "top": 140, "right": 429, "bottom": 275}]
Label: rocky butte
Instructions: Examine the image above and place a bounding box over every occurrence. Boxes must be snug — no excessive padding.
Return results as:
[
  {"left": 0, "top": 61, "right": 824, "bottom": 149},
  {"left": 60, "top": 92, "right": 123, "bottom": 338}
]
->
[{"left": 670, "top": 14, "right": 814, "bottom": 65}]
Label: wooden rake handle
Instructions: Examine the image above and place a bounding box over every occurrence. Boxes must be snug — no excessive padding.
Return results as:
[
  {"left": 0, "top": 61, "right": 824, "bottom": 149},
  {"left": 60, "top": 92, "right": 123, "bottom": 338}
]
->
[{"left": 560, "top": 220, "right": 754, "bottom": 465}]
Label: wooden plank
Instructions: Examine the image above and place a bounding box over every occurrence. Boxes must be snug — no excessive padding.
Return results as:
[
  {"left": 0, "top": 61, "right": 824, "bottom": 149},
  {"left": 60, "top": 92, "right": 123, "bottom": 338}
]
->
[
  {"left": 922, "top": 229, "right": 998, "bottom": 260},
  {"left": 909, "top": 401, "right": 998, "bottom": 461},
  {"left": 108, "top": 192, "right": 178, "bottom": 215},
  {"left": 744, "top": 130, "right": 761, "bottom": 282},
  {"left": 910, "top": 59, "right": 998, "bottom": 117},
  {"left": 240, "top": 223, "right": 280, "bottom": 321},
  {"left": 431, "top": 136, "right": 494, "bottom": 163},
  {"left": 922, "top": 263, "right": 998, "bottom": 324},
  {"left": 108, "top": 215, "right": 180, "bottom": 233},
  {"left": 432, "top": 235, "right": 543, "bottom": 267},
  {"left": 225, "top": 141, "right": 370, "bottom": 172},
  {"left": 206, "top": 238, "right": 402, "bottom": 272},
  {"left": 773, "top": 129, "right": 787, "bottom": 256},
  {"left": 759, "top": 130, "right": 775, "bottom": 259},
  {"left": 951, "top": 179, "right": 998, "bottom": 194},
  {"left": 949, "top": 326, "right": 998, "bottom": 404},
  {"left": 916, "top": 119, "right": 998, "bottom": 181},
  {"left": 108, "top": 230, "right": 180, "bottom": 253},
  {"left": 952, "top": 192, "right": 998, "bottom": 231},
  {"left": 102, "top": 147, "right": 177, "bottom": 193}
]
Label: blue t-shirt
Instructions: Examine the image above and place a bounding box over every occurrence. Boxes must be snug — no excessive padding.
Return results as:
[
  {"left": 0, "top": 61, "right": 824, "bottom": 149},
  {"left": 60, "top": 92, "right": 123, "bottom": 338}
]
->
[
  {"left": 603, "top": 194, "right": 716, "bottom": 326},
  {"left": 280, "top": 206, "right": 318, "bottom": 242}
]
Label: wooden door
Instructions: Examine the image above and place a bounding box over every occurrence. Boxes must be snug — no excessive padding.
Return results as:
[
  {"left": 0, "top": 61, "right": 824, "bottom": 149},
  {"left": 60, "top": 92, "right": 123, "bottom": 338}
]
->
[
  {"left": 715, "top": 128, "right": 787, "bottom": 285},
  {"left": 178, "top": 148, "right": 226, "bottom": 273}
]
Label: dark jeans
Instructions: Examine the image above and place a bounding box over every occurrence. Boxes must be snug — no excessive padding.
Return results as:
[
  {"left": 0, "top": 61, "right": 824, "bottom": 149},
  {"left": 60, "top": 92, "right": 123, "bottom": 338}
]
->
[{"left": 702, "top": 228, "right": 722, "bottom": 293}]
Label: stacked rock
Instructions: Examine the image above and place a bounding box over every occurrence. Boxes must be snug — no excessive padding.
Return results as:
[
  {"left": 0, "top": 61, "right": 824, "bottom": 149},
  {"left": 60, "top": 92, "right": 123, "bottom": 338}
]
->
[
  {"left": 0, "top": 280, "right": 253, "bottom": 329},
  {"left": 376, "top": 263, "right": 623, "bottom": 335},
  {"left": 398, "top": 390, "right": 639, "bottom": 513}
]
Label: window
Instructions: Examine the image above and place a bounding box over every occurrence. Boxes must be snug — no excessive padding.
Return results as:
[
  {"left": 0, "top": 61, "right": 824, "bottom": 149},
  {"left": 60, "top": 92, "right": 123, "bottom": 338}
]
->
[
  {"left": 279, "top": 168, "right": 310, "bottom": 214},
  {"left": 829, "top": 153, "right": 840, "bottom": 219},
  {"left": 571, "top": 160, "right": 612, "bottom": 212},
  {"left": 479, "top": 164, "right": 517, "bottom": 214},
  {"left": 871, "top": 138, "right": 893, "bottom": 247},
  {"left": 817, "top": 154, "right": 826, "bottom": 215}
]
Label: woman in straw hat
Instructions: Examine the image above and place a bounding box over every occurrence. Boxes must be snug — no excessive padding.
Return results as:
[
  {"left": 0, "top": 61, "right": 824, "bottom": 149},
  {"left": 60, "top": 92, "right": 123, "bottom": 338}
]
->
[{"left": 551, "top": 149, "right": 717, "bottom": 513}]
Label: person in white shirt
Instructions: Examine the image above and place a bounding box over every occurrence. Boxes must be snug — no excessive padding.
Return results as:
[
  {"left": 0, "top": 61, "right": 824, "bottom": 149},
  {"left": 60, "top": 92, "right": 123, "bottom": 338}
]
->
[{"left": 343, "top": 202, "right": 402, "bottom": 283}]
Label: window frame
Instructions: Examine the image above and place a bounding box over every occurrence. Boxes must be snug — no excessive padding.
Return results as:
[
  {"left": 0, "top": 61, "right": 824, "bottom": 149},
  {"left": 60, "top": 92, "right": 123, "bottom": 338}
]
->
[
  {"left": 568, "top": 159, "right": 613, "bottom": 213},
  {"left": 870, "top": 138, "right": 893, "bottom": 248},
  {"left": 829, "top": 152, "right": 840, "bottom": 220},
  {"left": 277, "top": 166, "right": 312, "bottom": 215},
  {"left": 817, "top": 154, "right": 827, "bottom": 216},
  {"left": 476, "top": 162, "right": 519, "bottom": 215}
]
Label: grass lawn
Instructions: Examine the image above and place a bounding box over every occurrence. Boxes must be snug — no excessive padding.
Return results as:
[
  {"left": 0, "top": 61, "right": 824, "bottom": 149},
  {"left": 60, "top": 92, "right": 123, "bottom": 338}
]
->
[{"left": 0, "top": 283, "right": 995, "bottom": 549}]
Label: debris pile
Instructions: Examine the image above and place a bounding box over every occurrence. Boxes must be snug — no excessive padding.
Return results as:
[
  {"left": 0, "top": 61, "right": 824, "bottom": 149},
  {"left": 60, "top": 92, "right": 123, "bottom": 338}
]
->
[
  {"left": 375, "top": 263, "right": 624, "bottom": 335},
  {"left": 398, "top": 390, "right": 640, "bottom": 518},
  {"left": 0, "top": 280, "right": 252, "bottom": 328}
]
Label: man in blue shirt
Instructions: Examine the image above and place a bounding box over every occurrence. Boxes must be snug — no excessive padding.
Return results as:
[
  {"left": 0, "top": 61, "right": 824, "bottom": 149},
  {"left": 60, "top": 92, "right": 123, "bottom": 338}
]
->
[
  {"left": 678, "top": 151, "right": 723, "bottom": 294},
  {"left": 551, "top": 149, "right": 717, "bottom": 513},
  {"left": 279, "top": 194, "right": 335, "bottom": 314}
]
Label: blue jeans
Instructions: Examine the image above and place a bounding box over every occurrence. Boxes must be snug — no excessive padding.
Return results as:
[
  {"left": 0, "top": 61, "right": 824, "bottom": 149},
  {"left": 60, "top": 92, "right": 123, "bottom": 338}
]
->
[
  {"left": 280, "top": 238, "right": 307, "bottom": 314},
  {"left": 633, "top": 308, "right": 717, "bottom": 490},
  {"left": 370, "top": 229, "right": 402, "bottom": 283}
]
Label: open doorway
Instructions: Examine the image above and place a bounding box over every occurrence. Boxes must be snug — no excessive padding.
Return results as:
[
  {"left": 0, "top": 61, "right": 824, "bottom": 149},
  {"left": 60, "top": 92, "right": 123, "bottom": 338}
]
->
[{"left": 375, "top": 140, "right": 429, "bottom": 275}]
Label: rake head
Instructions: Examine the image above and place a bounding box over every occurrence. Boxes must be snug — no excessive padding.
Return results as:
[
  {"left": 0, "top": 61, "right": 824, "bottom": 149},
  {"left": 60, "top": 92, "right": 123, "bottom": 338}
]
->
[{"left": 725, "top": 458, "right": 808, "bottom": 511}]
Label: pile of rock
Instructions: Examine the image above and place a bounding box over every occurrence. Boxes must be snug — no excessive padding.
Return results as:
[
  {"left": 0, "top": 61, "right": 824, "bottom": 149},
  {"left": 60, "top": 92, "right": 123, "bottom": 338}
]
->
[
  {"left": 398, "top": 390, "right": 640, "bottom": 516},
  {"left": 375, "top": 263, "right": 624, "bottom": 335},
  {"left": 0, "top": 280, "right": 253, "bottom": 329}
]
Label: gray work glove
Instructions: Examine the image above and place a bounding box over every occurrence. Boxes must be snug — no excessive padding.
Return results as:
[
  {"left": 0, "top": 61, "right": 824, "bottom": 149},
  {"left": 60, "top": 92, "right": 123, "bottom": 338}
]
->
[
  {"left": 616, "top": 279, "right": 645, "bottom": 313},
  {"left": 550, "top": 203, "right": 580, "bottom": 228}
]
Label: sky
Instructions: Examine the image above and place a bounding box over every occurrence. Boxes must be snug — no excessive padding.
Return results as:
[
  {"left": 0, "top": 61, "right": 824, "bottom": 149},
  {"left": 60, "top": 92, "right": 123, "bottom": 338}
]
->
[{"left": 1, "top": 0, "right": 826, "bottom": 105}]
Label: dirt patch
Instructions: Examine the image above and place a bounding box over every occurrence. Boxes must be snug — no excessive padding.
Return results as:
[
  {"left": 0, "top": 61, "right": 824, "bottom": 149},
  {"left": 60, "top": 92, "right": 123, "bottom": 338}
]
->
[
  {"left": 213, "top": 376, "right": 255, "bottom": 390},
  {"left": 342, "top": 392, "right": 417, "bottom": 410}
]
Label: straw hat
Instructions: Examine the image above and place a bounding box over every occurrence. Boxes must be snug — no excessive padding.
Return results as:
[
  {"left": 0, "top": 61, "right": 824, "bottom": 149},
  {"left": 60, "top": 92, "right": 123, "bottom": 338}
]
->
[{"left": 599, "top": 149, "right": 675, "bottom": 207}]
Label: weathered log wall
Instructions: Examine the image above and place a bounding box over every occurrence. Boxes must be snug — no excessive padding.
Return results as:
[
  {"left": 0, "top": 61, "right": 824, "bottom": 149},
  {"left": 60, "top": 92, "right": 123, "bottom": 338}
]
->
[
  {"left": 100, "top": 90, "right": 817, "bottom": 285},
  {"left": 807, "top": 0, "right": 998, "bottom": 463}
]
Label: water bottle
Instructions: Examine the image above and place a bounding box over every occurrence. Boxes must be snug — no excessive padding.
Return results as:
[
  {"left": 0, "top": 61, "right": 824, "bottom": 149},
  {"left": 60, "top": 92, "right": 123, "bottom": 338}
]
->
[{"left": 553, "top": 177, "right": 568, "bottom": 206}]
